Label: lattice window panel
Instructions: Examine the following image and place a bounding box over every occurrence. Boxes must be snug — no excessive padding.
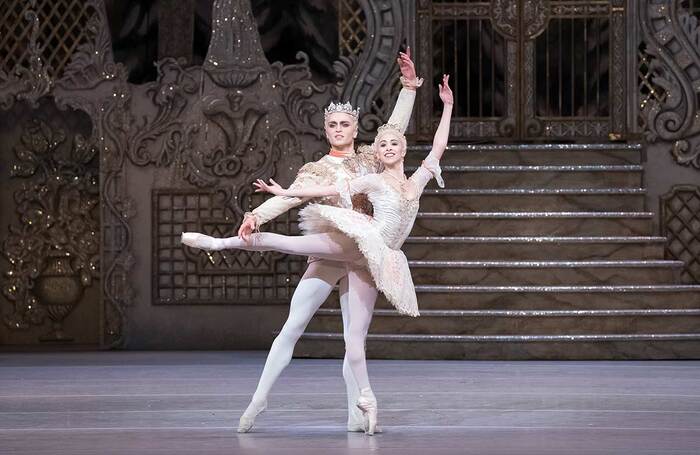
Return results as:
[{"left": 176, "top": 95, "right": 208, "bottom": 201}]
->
[
  {"left": 339, "top": 0, "right": 367, "bottom": 57},
  {"left": 637, "top": 42, "right": 667, "bottom": 131},
  {"left": 152, "top": 189, "right": 306, "bottom": 305},
  {"left": 661, "top": 186, "right": 700, "bottom": 284},
  {"left": 0, "top": 0, "right": 93, "bottom": 77}
]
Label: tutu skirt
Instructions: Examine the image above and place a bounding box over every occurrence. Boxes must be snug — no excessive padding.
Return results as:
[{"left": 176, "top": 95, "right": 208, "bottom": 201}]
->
[{"left": 298, "top": 204, "right": 419, "bottom": 317}]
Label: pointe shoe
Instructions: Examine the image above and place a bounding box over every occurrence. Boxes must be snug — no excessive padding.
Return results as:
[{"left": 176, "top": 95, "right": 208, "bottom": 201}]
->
[
  {"left": 356, "top": 388, "right": 378, "bottom": 435},
  {"left": 181, "top": 232, "right": 214, "bottom": 250},
  {"left": 347, "top": 419, "right": 382, "bottom": 433},
  {"left": 237, "top": 400, "right": 267, "bottom": 433}
]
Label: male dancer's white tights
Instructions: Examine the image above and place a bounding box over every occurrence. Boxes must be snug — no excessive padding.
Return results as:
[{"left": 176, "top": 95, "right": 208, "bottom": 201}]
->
[{"left": 191, "top": 233, "right": 377, "bottom": 428}]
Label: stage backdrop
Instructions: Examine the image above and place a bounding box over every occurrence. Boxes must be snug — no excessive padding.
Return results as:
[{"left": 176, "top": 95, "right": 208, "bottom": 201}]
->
[{"left": 1, "top": 0, "right": 699, "bottom": 358}]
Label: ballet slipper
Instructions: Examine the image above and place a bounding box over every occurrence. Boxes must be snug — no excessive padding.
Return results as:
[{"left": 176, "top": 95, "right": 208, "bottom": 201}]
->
[
  {"left": 237, "top": 399, "right": 267, "bottom": 433},
  {"left": 356, "top": 388, "right": 378, "bottom": 435},
  {"left": 181, "top": 232, "right": 214, "bottom": 250},
  {"left": 347, "top": 417, "right": 382, "bottom": 433}
]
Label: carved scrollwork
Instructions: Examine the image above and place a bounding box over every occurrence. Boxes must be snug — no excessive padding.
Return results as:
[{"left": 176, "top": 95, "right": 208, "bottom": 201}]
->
[
  {"left": 491, "top": 0, "right": 518, "bottom": 39},
  {"left": 492, "top": 0, "right": 549, "bottom": 40},
  {"left": 335, "top": 0, "right": 408, "bottom": 136},
  {"left": 56, "top": 0, "right": 124, "bottom": 88},
  {"left": 0, "top": 2, "right": 53, "bottom": 109},
  {"left": 271, "top": 52, "right": 336, "bottom": 141},
  {"left": 2, "top": 119, "right": 99, "bottom": 333},
  {"left": 126, "top": 59, "right": 199, "bottom": 167},
  {"left": 523, "top": 0, "right": 550, "bottom": 40},
  {"left": 640, "top": 0, "right": 700, "bottom": 170},
  {"left": 50, "top": 0, "right": 132, "bottom": 347},
  {"left": 551, "top": 2, "right": 610, "bottom": 17},
  {"left": 672, "top": 140, "right": 700, "bottom": 168}
]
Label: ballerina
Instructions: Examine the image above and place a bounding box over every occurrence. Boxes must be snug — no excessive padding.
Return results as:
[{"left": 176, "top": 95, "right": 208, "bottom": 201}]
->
[
  {"left": 183, "top": 51, "right": 421, "bottom": 435},
  {"left": 182, "top": 75, "right": 453, "bottom": 434}
]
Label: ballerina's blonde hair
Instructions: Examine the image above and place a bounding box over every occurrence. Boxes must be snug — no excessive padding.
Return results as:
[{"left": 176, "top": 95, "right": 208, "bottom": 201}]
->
[{"left": 373, "top": 123, "right": 407, "bottom": 153}]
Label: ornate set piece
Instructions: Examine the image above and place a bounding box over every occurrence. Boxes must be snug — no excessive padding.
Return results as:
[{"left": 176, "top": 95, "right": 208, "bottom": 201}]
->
[
  {"left": 1, "top": 0, "right": 700, "bottom": 347},
  {"left": 0, "top": 0, "right": 409, "bottom": 346},
  {"left": 640, "top": 0, "right": 700, "bottom": 170}
]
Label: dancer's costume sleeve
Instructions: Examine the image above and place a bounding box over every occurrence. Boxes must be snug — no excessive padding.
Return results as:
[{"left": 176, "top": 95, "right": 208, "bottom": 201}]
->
[
  {"left": 386, "top": 87, "right": 418, "bottom": 133},
  {"left": 336, "top": 174, "right": 383, "bottom": 208},
  {"left": 410, "top": 156, "right": 445, "bottom": 194},
  {"left": 248, "top": 162, "right": 334, "bottom": 226}
]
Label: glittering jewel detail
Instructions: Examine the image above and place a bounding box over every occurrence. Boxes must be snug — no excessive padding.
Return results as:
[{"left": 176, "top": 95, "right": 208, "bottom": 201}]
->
[
  {"left": 376, "top": 123, "right": 403, "bottom": 136},
  {"left": 324, "top": 101, "right": 359, "bottom": 120}
]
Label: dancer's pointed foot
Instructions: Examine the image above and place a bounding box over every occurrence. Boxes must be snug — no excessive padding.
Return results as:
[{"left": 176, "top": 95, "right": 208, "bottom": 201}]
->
[
  {"left": 237, "top": 399, "right": 267, "bottom": 433},
  {"left": 356, "top": 388, "right": 378, "bottom": 435},
  {"left": 347, "top": 419, "right": 383, "bottom": 433},
  {"left": 181, "top": 232, "right": 215, "bottom": 250}
]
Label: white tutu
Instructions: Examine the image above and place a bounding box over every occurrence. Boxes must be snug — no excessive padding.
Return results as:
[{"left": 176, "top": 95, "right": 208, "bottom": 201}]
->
[{"left": 299, "top": 203, "right": 419, "bottom": 317}]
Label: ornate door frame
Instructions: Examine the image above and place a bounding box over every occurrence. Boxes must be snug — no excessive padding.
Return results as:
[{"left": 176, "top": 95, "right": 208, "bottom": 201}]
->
[{"left": 415, "top": 0, "right": 629, "bottom": 141}]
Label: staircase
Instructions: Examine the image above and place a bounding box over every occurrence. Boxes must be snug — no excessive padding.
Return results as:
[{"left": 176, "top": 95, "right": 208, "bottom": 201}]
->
[{"left": 296, "top": 143, "right": 700, "bottom": 359}]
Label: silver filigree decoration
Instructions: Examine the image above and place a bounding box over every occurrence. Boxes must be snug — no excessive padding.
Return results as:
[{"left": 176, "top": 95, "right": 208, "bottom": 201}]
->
[
  {"left": 2, "top": 120, "right": 99, "bottom": 332},
  {"left": 0, "top": 1, "right": 53, "bottom": 109},
  {"left": 640, "top": 1, "right": 700, "bottom": 170}
]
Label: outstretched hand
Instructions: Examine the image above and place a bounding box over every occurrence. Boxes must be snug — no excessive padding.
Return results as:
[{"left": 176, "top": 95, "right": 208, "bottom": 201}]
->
[
  {"left": 439, "top": 74, "right": 453, "bottom": 106},
  {"left": 254, "top": 178, "right": 287, "bottom": 196},
  {"left": 397, "top": 46, "right": 417, "bottom": 82}
]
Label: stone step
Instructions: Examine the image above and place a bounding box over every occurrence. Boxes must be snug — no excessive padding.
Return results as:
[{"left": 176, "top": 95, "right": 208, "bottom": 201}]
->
[
  {"left": 324, "top": 285, "right": 700, "bottom": 311},
  {"left": 419, "top": 188, "right": 646, "bottom": 211},
  {"left": 407, "top": 260, "right": 684, "bottom": 286},
  {"left": 403, "top": 236, "right": 666, "bottom": 260},
  {"left": 412, "top": 211, "right": 655, "bottom": 236},
  {"left": 308, "top": 308, "right": 700, "bottom": 335},
  {"left": 295, "top": 332, "right": 700, "bottom": 359},
  {"left": 404, "top": 143, "right": 643, "bottom": 166},
  {"left": 405, "top": 164, "right": 644, "bottom": 189}
]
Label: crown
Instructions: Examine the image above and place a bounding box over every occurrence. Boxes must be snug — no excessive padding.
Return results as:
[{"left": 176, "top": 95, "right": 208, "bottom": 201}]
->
[
  {"left": 324, "top": 101, "right": 359, "bottom": 120},
  {"left": 376, "top": 123, "right": 403, "bottom": 136}
]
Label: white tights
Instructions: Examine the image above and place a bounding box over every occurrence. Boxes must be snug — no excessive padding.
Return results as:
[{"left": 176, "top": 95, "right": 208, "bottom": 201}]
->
[
  {"left": 196, "top": 232, "right": 364, "bottom": 263},
  {"left": 198, "top": 233, "right": 377, "bottom": 425}
]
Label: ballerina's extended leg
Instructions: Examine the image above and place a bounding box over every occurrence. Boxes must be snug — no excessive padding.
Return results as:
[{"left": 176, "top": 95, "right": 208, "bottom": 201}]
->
[{"left": 182, "top": 232, "right": 362, "bottom": 262}]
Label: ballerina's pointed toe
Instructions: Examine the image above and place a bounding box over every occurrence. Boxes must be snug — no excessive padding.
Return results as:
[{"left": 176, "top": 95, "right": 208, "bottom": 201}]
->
[
  {"left": 237, "top": 400, "right": 267, "bottom": 433},
  {"left": 181, "top": 232, "right": 212, "bottom": 250},
  {"left": 356, "top": 388, "right": 378, "bottom": 435}
]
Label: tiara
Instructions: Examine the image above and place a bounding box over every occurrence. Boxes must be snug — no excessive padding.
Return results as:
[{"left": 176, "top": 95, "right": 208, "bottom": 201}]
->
[
  {"left": 376, "top": 123, "right": 403, "bottom": 135},
  {"left": 324, "top": 101, "right": 359, "bottom": 119}
]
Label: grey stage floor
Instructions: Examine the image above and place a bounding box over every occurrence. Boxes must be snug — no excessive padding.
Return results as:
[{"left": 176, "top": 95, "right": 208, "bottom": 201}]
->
[{"left": 1, "top": 352, "right": 699, "bottom": 454}]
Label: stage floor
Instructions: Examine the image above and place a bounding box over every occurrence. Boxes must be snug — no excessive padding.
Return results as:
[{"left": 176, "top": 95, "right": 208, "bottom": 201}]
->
[{"left": 1, "top": 352, "right": 699, "bottom": 454}]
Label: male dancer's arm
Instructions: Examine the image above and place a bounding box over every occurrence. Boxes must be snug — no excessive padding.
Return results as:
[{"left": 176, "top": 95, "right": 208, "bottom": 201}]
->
[
  {"left": 387, "top": 47, "right": 422, "bottom": 134},
  {"left": 237, "top": 162, "right": 327, "bottom": 240}
]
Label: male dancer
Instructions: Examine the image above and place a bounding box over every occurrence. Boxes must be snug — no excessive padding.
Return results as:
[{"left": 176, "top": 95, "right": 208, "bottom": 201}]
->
[{"left": 236, "top": 50, "right": 422, "bottom": 433}]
